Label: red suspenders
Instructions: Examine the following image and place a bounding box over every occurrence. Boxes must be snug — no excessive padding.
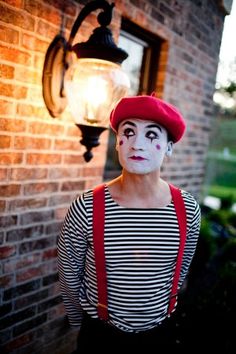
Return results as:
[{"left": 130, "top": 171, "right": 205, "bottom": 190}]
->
[
  {"left": 93, "top": 184, "right": 108, "bottom": 321},
  {"left": 93, "top": 183, "right": 187, "bottom": 321},
  {"left": 168, "top": 183, "right": 187, "bottom": 315}
]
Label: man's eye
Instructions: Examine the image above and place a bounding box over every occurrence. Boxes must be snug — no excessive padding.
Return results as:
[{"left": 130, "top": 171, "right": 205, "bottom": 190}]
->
[
  {"left": 123, "top": 128, "right": 135, "bottom": 138},
  {"left": 146, "top": 131, "right": 158, "bottom": 140}
]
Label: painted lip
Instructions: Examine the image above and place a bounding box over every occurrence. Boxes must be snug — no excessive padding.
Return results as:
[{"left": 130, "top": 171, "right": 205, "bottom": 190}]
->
[{"left": 129, "top": 156, "right": 147, "bottom": 161}]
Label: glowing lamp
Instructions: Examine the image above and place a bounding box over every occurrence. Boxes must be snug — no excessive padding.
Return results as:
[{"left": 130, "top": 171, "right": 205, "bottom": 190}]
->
[{"left": 42, "top": 0, "right": 130, "bottom": 162}]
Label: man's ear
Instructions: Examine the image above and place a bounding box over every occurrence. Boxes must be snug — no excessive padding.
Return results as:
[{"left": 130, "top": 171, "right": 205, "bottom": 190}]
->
[{"left": 166, "top": 141, "right": 173, "bottom": 157}]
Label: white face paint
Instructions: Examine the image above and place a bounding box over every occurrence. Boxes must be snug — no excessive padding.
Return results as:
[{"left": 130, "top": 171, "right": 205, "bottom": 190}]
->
[{"left": 116, "top": 118, "right": 172, "bottom": 174}]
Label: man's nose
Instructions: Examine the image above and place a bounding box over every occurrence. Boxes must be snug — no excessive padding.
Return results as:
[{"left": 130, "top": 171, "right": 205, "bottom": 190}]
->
[{"left": 131, "top": 134, "right": 145, "bottom": 150}]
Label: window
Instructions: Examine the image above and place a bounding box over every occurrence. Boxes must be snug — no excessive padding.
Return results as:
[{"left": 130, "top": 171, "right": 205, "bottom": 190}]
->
[{"left": 103, "top": 19, "right": 164, "bottom": 180}]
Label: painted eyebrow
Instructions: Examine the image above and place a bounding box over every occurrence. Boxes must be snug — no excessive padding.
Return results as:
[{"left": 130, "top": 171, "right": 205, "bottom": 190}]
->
[
  {"left": 121, "top": 121, "right": 162, "bottom": 132},
  {"left": 121, "top": 121, "right": 136, "bottom": 127},
  {"left": 146, "top": 124, "right": 162, "bottom": 132}
]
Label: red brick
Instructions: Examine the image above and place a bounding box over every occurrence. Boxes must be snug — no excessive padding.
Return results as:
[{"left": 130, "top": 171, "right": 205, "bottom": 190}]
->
[
  {"left": 48, "top": 302, "right": 65, "bottom": 320},
  {"left": 3, "top": 254, "right": 41, "bottom": 273},
  {"left": 0, "top": 63, "right": 15, "bottom": 79},
  {"left": 0, "top": 26, "right": 19, "bottom": 47},
  {"left": 67, "top": 125, "right": 82, "bottom": 138},
  {"left": 10, "top": 167, "right": 47, "bottom": 181},
  {"left": 82, "top": 167, "right": 104, "bottom": 177},
  {"left": 0, "top": 135, "right": 11, "bottom": 148},
  {"left": 0, "top": 245, "right": 16, "bottom": 259},
  {"left": 14, "top": 66, "right": 42, "bottom": 85},
  {"left": 0, "top": 274, "right": 14, "bottom": 288},
  {"left": 41, "top": 0, "right": 77, "bottom": 16},
  {"left": 26, "top": 153, "right": 61, "bottom": 165},
  {"left": 37, "top": 19, "right": 60, "bottom": 38},
  {"left": 0, "top": 118, "right": 26, "bottom": 132},
  {"left": 16, "top": 267, "right": 42, "bottom": 283},
  {"left": 14, "top": 136, "right": 51, "bottom": 150},
  {"left": 42, "top": 248, "right": 57, "bottom": 261},
  {"left": 0, "top": 3, "right": 35, "bottom": 31},
  {"left": 0, "top": 168, "right": 8, "bottom": 181},
  {"left": 48, "top": 167, "right": 82, "bottom": 179},
  {"left": 0, "top": 214, "right": 17, "bottom": 228},
  {"left": 16, "top": 103, "right": 46, "bottom": 118},
  {"left": 9, "top": 197, "right": 47, "bottom": 211},
  {"left": 22, "top": 33, "right": 49, "bottom": 53},
  {"left": 0, "top": 44, "right": 31, "bottom": 66},
  {"left": 23, "top": 182, "right": 58, "bottom": 196},
  {"left": 0, "top": 82, "right": 28, "bottom": 99},
  {"left": 63, "top": 154, "right": 84, "bottom": 164},
  {"left": 33, "top": 54, "right": 44, "bottom": 71},
  {"left": 0, "top": 200, "right": 6, "bottom": 211},
  {"left": 19, "top": 210, "right": 53, "bottom": 226},
  {"left": 0, "top": 184, "right": 21, "bottom": 197},
  {"left": 48, "top": 194, "right": 73, "bottom": 206},
  {"left": 28, "top": 121, "right": 64, "bottom": 136},
  {"left": 54, "top": 207, "right": 68, "bottom": 221},
  {"left": 3, "top": 333, "right": 33, "bottom": 352},
  {"left": 54, "top": 139, "right": 81, "bottom": 151},
  {"left": 0, "top": 100, "right": 15, "bottom": 116},
  {"left": 48, "top": 282, "right": 61, "bottom": 296},
  {"left": 2, "top": 0, "right": 22, "bottom": 9},
  {"left": 24, "top": 0, "right": 61, "bottom": 26},
  {"left": 61, "top": 181, "right": 85, "bottom": 192}
]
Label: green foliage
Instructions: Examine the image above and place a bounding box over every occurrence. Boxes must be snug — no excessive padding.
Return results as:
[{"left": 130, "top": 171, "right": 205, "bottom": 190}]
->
[
  {"left": 204, "top": 117, "right": 236, "bottom": 205},
  {"left": 199, "top": 217, "right": 218, "bottom": 258},
  {"left": 220, "top": 194, "right": 235, "bottom": 209},
  {"left": 223, "top": 81, "right": 236, "bottom": 97},
  {"left": 211, "top": 119, "right": 236, "bottom": 151},
  {"left": 176, "top": 199, "right": 236, "bottom": 350},
  {"left": 207, "top": 185, "right": 236, "bottom": 204}
]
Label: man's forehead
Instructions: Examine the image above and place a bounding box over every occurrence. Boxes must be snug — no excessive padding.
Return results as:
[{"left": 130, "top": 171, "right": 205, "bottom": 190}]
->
[{"left": 120, "top": 118, "right": 164, "bottom": 130}]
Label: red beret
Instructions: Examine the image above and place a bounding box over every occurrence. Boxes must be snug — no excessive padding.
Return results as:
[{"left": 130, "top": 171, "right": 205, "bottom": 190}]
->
[{"left": 110, "top": 94, "right": 186, "bottom": 143}]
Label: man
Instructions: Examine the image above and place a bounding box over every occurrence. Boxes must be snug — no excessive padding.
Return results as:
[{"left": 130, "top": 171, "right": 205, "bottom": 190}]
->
[{"left": 58, "top": 94, "right": 201, "bottom": 352}]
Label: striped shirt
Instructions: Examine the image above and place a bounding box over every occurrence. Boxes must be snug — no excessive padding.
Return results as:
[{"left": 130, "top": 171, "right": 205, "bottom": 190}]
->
[{"left": 58, "top": 184, "right": 201, "bottom": 332}]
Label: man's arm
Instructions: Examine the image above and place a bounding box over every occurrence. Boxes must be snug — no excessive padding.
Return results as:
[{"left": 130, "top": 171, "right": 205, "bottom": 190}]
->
[{"left": 57, "top": 197, "right": 88, "bottom": 327}]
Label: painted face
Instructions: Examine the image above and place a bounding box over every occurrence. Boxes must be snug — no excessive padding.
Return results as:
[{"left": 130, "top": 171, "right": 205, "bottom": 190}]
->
[{"left": 116, "top": 118, "right": 171, "bottom": 174}]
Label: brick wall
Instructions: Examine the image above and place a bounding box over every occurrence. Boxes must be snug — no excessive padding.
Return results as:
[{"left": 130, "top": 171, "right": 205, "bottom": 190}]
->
[{"left": 0, "top": 0, "right": 227, "bottom": 353}]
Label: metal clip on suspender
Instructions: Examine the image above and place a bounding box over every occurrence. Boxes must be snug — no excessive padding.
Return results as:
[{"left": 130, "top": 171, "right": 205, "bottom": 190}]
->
[{"left": 93, "top": 183, "right": 187, "bottom": 321}]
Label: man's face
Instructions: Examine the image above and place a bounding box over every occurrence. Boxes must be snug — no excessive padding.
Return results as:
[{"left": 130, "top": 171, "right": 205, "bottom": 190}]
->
[{"left": 116, "top": 118, "right": 171, "bottom": 174}]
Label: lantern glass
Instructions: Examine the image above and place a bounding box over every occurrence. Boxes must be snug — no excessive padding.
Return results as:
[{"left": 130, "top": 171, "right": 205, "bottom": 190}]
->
[{"left": 64, "top": 56, "right": 130, "bottom": 127}]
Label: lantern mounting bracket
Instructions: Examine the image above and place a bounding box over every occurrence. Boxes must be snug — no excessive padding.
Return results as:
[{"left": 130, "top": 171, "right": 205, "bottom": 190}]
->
[{"left": 42, "top": 35, "right": 68, "bottom": 117}]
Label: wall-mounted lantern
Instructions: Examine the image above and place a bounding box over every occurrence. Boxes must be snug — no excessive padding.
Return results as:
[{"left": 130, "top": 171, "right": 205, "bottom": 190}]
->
[{"left": 42, "top": 0, "right": 130, "bottom": 162}]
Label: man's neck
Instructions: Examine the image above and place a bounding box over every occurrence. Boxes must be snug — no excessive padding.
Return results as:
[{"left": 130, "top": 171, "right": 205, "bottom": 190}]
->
[{"left": 107, "top": 171, "right": 171, "bottom": 208}]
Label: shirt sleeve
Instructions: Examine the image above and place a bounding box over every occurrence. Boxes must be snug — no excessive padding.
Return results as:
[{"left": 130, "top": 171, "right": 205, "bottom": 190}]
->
[
  {"left": 57, "top": 195, "right": 88, "bottom": 327},
  {"left": 178, "top": 198, "right": 201, "bottom": 289}
]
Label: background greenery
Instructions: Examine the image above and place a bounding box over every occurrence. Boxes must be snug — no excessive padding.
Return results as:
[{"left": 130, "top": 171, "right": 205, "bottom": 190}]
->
[
  {"left": 174, "top": 106, "right": 236, "bottom": 352},
  {"left": 202, "top": 116, "right": 236, "bottom": 203}
]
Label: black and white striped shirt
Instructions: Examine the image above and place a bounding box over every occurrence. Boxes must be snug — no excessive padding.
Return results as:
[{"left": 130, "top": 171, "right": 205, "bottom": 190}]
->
[{"left": 58, "top": 185, "right": 201, "bottom": 332}]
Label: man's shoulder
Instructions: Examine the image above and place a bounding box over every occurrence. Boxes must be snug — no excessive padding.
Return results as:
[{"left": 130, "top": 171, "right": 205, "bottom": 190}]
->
[{"left": 180, "top": 189, "right": 200, "bottom": 208}]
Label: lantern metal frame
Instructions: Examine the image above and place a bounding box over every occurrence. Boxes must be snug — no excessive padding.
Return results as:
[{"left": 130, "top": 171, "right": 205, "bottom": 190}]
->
[{"left": 42, "top": 0, "right": 128, "bottom": 162}]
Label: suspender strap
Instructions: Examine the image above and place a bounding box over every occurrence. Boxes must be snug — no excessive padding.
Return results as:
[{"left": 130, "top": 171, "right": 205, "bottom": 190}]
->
[
  {"left": 93, "top": 184, "right": 108, "bottom": 321},
  {"left": 93, "top": 183, "right": 187, "bottom": 320},
  {"left": 168, "top": 183, "right": 187, "bottom": 315}
]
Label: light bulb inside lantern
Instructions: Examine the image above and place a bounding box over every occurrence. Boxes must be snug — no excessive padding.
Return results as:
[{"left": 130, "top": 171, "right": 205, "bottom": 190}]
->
[{"left": 82, "top": 76, "right": 108, "bottom": 124}]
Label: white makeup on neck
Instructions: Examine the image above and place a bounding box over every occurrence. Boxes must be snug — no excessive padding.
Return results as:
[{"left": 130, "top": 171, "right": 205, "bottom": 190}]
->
[{"left": 116, "top": 118, "right": 173, "bottom": 174}]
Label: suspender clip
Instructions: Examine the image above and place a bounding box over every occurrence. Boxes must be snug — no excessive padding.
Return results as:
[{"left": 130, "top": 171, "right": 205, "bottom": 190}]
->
[{"left": 97, "top": 302, "right": 108, "bottom": 310}]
